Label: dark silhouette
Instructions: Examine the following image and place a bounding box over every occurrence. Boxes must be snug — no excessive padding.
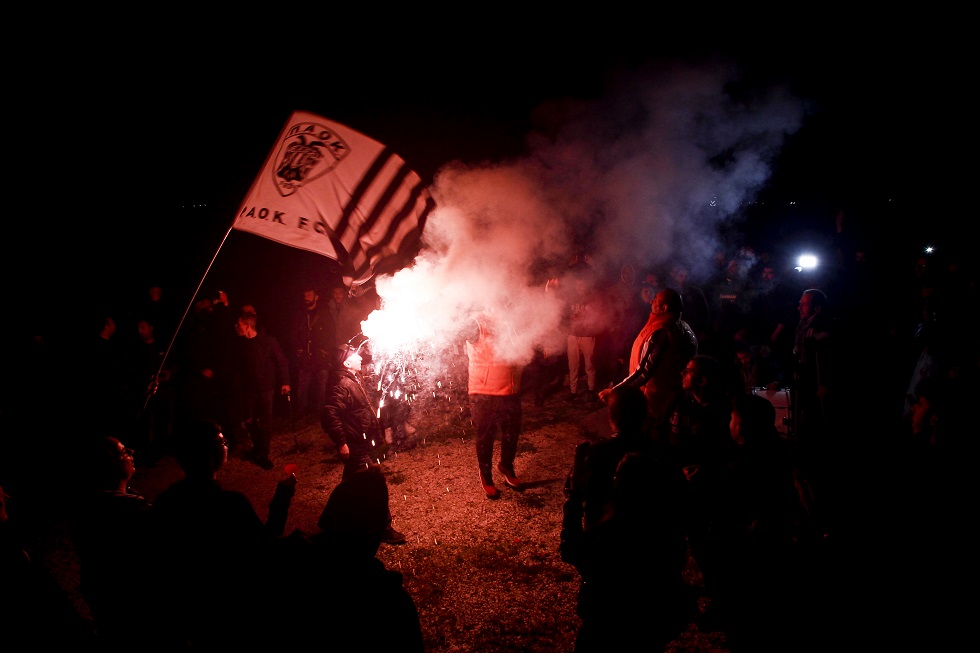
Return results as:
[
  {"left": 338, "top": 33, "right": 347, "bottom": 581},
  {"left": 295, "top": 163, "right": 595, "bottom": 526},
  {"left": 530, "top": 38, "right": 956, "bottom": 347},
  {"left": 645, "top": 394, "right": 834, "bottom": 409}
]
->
[
  {"left": 263, "top": 465, "right": 424, "bottom": 650},
  {"left": 560, "top": 386, "right": 695, "bottom": 653},
  {"left": 228, "top": 311, "right": 291, "bottom": 469},
  {"left": 1, "top": 481, "right": 96, "bottom": 645},
  {"left": 149, "top": 418, "right": 296, "bottom": 650},
  {"left": 708, "top": 392, "right": 818, "bottom": 651},
  {"left": 656, "top": 354, "right": 732, "bottom": 628},
  {"left": 69, "top": 437, "right": 157, "bottom": 652},
  {"left": 291, "top": 285, "right": 335, "bottom": 420}
]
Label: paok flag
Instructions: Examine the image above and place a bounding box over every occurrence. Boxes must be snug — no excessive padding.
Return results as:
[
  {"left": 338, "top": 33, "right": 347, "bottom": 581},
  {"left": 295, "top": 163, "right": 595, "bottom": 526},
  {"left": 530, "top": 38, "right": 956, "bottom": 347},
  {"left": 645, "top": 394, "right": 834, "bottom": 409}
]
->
[{"left": 233, "top": 110, "right": 434, "bottom": 287}]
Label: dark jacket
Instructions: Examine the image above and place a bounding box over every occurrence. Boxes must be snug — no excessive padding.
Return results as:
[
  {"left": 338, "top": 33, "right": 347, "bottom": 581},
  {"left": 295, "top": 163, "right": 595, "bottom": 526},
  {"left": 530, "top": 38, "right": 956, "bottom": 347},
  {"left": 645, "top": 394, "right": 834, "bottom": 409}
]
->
[
  {"left": 233, "top": 332, "right": 290, "bottom": 398},
  {"left": 149, "top": 477, "right": 294, "bottom": 649},
  {"left": 321, "top": 368, "right": 383, "bottom": 455},
  {"left": 293, "top": 304, "right": 336, "bottom": 370}
]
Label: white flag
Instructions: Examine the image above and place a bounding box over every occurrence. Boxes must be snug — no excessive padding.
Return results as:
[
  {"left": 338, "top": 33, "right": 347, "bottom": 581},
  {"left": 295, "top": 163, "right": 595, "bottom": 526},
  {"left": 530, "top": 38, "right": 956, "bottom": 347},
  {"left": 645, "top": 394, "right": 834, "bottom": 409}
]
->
[{"left": 233, "top": 110, "right": 433, "bottom": 287}]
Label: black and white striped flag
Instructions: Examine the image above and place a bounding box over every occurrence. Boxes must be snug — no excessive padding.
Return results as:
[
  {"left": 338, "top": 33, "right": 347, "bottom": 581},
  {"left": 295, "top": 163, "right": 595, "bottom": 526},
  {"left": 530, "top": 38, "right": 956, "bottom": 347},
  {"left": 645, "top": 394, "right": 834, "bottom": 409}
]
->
[{"left": 234, "top": 110, "right": 434, "bottom": 288}]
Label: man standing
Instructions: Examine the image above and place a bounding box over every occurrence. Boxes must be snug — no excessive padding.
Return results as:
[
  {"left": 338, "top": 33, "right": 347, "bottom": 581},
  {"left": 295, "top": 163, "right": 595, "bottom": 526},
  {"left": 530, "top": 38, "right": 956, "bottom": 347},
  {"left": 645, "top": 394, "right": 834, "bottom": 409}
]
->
[
  {"left": 325, "top": 285, "right": 370, "bottom": 365},
  {"left": 465, "top": 307, "right": 525, "bottom": 499},
  {"left": 598, "top": 288, "right": 697, "bottom": 427},
  {"left": 320, "top": 348, "right": 406, "bottom": 544},
  {"left": 230, "top": 312, "right": 291, "bottom": 470},
  {"left": 292, "top": 286, "right": 335, "bottom": 420},
  {"left": 562, "top": 275, "right": 605, "bottom": 404},
  {"left": 790, "top": 288, "right": 839, "bottom": 534}
]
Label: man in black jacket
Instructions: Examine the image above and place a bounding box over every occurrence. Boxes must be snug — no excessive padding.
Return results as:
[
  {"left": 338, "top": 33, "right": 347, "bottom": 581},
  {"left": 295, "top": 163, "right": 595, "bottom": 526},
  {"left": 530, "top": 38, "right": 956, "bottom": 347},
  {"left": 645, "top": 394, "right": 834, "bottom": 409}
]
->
[
  {"left": 230, "top": 312, "right": 291, "bottom": 470},
  {"left": 321, "top": 347, "right": 406, "bottom": 544}
]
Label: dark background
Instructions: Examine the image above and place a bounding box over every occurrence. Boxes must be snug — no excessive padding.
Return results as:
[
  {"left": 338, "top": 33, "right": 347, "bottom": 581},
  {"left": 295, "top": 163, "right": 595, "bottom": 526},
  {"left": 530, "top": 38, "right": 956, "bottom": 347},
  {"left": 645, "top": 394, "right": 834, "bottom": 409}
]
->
[{"left": 5, "top": 13, "right": 967, "bottom": 340}]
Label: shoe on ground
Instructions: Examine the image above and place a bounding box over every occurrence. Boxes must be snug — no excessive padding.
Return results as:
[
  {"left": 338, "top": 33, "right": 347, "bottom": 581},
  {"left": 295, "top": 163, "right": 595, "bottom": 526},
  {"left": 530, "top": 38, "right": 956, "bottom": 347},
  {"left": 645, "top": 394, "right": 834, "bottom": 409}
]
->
[
  {"left": 382, "top": 526, "right": 406, "bottom": 545},
  {"left": 562, "top": 393, "right": 579, "bottom": 404},
  {"left": 496, "top": 463, "right": 522, "bottom": 489},
  {"left": 480, "top": 470, "right": 501, "bottom": 499}
]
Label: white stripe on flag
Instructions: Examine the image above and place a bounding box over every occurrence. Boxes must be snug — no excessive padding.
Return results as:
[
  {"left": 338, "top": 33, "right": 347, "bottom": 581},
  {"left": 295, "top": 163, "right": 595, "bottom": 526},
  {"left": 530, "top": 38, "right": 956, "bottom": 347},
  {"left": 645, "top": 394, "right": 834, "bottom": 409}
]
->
[{"left": 233, "top": 110, "right": 432, "bottom": 286}]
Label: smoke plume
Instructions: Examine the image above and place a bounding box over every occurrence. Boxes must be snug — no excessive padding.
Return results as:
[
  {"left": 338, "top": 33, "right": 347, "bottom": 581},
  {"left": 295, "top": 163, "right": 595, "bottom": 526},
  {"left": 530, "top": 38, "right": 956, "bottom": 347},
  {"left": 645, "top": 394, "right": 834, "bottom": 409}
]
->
[{"left": 363, "top": 57, "right": 806, "bottom": 371}]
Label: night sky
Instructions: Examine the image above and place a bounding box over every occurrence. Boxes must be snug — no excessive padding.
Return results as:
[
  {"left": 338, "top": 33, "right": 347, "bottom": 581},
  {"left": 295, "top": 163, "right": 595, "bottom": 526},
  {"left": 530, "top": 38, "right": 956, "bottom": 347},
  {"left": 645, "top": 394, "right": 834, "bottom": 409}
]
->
[{"left": 7, "top": 14, "right": 967, "bottom": 336}]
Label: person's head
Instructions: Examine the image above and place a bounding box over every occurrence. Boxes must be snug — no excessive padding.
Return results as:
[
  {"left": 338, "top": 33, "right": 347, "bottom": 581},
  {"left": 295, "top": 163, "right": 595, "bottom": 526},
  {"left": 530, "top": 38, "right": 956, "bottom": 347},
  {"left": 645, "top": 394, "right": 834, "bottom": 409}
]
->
[
  {"left": 88, "top": 437, "right": 136, "bottom": 491},
  {"left": 136, "top": 319, "right": 155, "bottom": 343},
  {"left": 607, "top": 385, "right": 649, "bottom": 436},
  {"left": 315, "top": 465, "right": 390, "bottom": 557},
  {"left": 330, "top": 286, "right": 346, "bottom": 304},
  {"left": 172, "top": 419, "right": 228, "bottom": 479},
  {"left": 193, "top": 296, "right": 214, "bottom": 313},
  {"left": 669, "top": 264, "right": 689, "bottom": 287},
  {"left": 730, "top": 392, "right": 778, "bottom": 446},
  {"left": 342, "top": 349, "right": 363, "bottom": 373},
  {"left": 681, "top": 354, "right": 721, "bottom": 396},
  {"left": 652, "top": 288, "right": 683, "bottom": 315},
  {"left": 235, "top": 312, "right": 259, "bottom": 338},
  {"left": 99, "top": 315, "right": 117, "bottom": 339},
  {"left": 734, "top": 343, "right": 755, "bottom": 371},
  {"left": 639, "top": 282, "right": 656, "bottom": 304},
  {"left": 798, "top": 288, "right": 828, "bottom": 320},
  {"left": 147, "top": 285, "right": 163, "bottom": 302},
  {"left": 302, "top": 288, "right": 319, "bottom": 309}
]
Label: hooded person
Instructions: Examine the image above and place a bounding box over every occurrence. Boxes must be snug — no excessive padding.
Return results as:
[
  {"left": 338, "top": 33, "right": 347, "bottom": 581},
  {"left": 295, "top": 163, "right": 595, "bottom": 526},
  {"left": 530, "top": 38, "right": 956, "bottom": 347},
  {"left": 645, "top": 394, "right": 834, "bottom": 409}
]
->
[
  {"left": 320, "top": 345, "right": 406, "bottom": 545},
  {"left": 272, "top": 466, "right": 423, "bottom": 651}
]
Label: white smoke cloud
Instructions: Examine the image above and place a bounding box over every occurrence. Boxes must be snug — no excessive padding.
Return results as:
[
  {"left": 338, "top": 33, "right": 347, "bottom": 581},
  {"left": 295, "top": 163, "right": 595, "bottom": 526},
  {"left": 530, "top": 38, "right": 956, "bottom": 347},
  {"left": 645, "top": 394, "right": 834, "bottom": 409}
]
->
[{"left": 363, "top": 57, "right": 806, "bottom": 374}]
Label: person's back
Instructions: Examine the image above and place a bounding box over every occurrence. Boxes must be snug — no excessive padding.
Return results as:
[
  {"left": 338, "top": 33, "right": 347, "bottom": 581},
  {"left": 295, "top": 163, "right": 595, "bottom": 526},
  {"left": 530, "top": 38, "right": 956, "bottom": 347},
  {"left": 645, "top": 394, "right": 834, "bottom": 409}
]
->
[
  {"left": 69, "top": 437, "right": 156, "bottom": 651},
  {"left": 1, "top": 482, "right": 97, "bottom": 646},
  {"left": 266, "top": 466, "right": 423, "bottom": 650},
  {"left": 150, "top": 419, "right": 295, "bottom": 649},
  {"left": 562, "top": 450, "right": 694, "bottom": 652},
  {"left": 561, "top": 385, "right": 663, "bottom": 530},
  {"left": 710, "top": 392, "right": 818, "bottom": 652}
]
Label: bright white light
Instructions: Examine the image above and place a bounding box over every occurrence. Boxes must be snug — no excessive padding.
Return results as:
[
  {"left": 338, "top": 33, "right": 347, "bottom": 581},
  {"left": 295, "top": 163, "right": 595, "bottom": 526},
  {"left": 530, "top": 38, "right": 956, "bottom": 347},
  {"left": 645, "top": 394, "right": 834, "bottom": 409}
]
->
[
  {"left": 797, "top": 254, "right": 818, "bottom": 270},
  {"left": 924, "top": 245, "right": 934, "bottom": 254}
]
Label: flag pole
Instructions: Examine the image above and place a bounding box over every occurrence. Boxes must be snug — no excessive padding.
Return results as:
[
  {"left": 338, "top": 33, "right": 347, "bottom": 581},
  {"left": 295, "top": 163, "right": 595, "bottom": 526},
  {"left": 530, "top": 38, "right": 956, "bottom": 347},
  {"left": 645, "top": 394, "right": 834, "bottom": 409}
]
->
[
  {"left": 138, "top": 110, "right": 292, "bottom": 414},
  {"left": 142, "top": 223, "right": 237, "bottom": 412}
]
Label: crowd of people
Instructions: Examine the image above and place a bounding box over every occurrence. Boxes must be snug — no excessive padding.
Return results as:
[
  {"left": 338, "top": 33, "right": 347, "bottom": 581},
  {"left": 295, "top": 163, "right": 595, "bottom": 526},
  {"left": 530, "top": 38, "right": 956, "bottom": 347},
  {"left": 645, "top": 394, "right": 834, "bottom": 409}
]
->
[{"left": 1, "top": 209, "right": 975, "bottom": 650}]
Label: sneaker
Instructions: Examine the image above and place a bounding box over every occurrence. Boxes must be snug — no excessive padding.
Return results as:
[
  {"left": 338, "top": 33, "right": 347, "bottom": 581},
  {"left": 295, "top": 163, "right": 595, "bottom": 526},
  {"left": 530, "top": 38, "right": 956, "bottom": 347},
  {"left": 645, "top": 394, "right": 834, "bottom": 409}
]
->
[
  {"left": 496, "top": 463, "right": 521, "bottom": 489},
  {"left": 382, "top": 526, "right": 406, "bottom": 545},
  {"left": 480, "top": 470, "right": 501, "bottom": 499},
  {"left": 563, "top": 393, "right": 579, "bottom": 404}
]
